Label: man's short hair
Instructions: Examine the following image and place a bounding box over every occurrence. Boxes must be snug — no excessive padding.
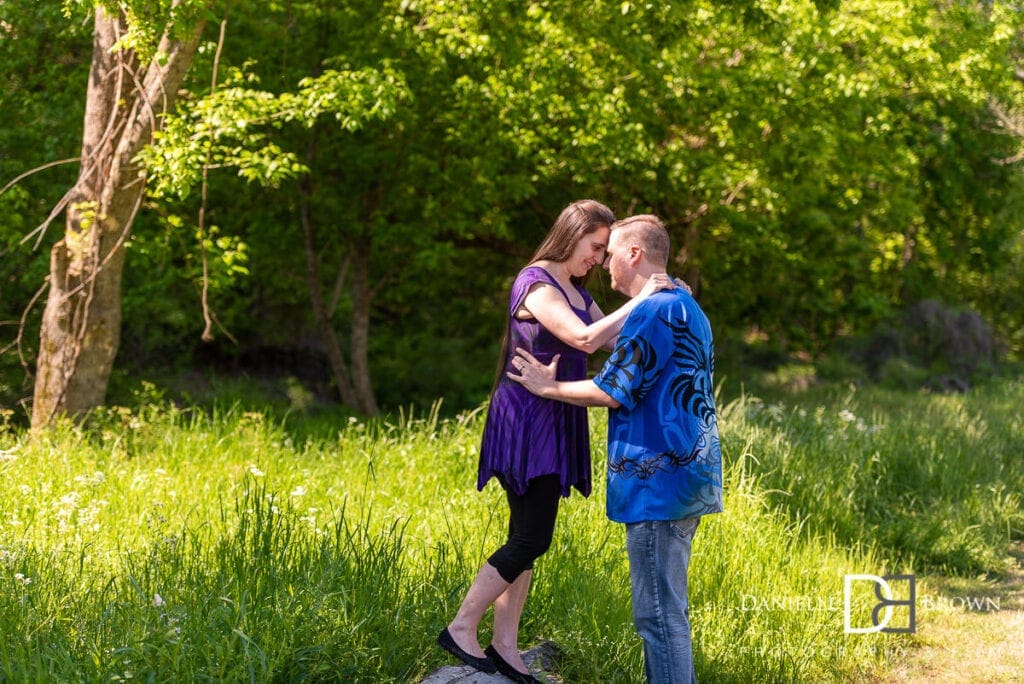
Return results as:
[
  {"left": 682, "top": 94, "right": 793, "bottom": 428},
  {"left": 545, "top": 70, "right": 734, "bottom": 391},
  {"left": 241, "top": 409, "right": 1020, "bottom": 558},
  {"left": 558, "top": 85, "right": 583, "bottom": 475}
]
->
[{"left": 610, "top": 214, "right": 670, "bottom": 267}]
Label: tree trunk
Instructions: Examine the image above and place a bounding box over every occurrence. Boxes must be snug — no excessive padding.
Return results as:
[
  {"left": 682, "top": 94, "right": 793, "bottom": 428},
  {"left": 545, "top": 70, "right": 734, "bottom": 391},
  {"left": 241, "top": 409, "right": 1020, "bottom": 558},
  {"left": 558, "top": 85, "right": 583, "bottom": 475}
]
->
[
  {"left": 31, "top": 5, "right": 205, "bottom": 428},
  {"left": 298, "top": 179, "right": 360, "bottom": 410},
  {"left": 676, "top": 203, "right": 707, "bottom": 300},
  {"left": 349, "top": 250, "right": 379, "bottom": 415}
]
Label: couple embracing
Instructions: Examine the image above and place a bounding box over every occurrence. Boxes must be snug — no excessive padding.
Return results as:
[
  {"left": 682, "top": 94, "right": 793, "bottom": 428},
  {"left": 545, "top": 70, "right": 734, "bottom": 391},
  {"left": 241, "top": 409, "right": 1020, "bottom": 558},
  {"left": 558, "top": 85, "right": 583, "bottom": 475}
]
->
[{"left": 438, "top": 200, "right": 723, "bottom": 684}]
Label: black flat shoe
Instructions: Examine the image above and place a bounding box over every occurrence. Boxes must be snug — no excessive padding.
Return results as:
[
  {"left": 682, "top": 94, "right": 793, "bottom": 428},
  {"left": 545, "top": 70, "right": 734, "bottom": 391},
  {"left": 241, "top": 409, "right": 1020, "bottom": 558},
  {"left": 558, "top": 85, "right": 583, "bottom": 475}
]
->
[
  {"left": 437, "top": 628, "right": 498, "bottom": 674},
  {"left": 485, "top": 644, "right": 543, "bottom": 684}
]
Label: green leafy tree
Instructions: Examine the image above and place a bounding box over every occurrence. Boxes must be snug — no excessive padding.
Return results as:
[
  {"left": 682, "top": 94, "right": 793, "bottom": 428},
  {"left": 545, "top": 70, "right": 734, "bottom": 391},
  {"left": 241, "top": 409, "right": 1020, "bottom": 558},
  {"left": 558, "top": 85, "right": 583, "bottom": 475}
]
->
[
  {"left": 28, "top": 0, "right": 210, "bottom": 427},
  {"left": 7, "top": 0, "right": 1022, "bottom": 419},
  {"left": 137, "top": 0, "right": 1024, "bottom": 409}
]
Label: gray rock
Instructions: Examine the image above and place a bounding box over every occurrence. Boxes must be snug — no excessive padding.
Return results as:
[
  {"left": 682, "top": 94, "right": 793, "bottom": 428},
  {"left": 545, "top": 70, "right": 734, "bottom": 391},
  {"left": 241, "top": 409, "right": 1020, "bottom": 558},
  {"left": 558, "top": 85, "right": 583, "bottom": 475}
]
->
[{"left": 421, "top": 640, "right": 564, "bottom": 683}]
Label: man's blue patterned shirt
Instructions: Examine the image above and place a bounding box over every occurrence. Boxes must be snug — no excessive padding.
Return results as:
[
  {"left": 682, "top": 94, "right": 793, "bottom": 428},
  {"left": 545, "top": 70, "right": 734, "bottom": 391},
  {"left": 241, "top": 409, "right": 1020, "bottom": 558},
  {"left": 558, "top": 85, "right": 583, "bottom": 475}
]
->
[{"left": 593, "top": 287, "right": 723, "bottom": 524}]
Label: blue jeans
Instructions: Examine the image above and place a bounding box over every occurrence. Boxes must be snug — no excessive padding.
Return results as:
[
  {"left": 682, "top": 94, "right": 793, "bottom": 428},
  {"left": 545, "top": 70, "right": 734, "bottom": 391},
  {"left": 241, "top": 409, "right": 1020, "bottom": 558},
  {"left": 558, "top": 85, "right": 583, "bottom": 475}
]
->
[{"left": 626, "top": 517, "right": 701, "bottom": 684}]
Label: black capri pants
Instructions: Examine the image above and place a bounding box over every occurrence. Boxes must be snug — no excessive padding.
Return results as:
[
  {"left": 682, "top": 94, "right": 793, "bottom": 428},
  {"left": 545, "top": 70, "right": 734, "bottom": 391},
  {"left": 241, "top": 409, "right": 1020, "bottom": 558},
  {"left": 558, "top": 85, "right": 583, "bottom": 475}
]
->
[{"left": 487, "top": 474, "right": 561, "bottom": 584}]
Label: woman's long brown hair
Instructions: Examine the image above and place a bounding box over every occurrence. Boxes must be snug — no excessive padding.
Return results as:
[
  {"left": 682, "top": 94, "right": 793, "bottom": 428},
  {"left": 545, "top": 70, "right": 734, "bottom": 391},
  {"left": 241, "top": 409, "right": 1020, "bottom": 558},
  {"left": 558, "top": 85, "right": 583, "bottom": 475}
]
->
[{"left": 489, "top": 199, "right": 616, "bottom": 395}]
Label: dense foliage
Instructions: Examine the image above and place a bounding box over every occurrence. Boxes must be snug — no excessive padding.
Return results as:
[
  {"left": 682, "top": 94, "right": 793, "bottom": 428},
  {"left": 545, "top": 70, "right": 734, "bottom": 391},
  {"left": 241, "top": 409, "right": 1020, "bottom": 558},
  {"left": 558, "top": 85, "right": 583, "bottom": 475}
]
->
[{"left": 2, "top": 0, "right": 1023, "bottom": 414}]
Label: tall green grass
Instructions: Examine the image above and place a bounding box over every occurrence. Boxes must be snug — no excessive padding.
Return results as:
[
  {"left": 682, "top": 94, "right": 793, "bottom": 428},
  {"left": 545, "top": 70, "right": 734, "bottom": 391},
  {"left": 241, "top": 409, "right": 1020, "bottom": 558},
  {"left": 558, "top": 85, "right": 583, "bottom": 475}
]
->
[
  {"left": 735, "top": 378, "right": 1024, "bottom": 574},
  {"left": 3, "top": 380, "right": 1016, "bottom": 680}
]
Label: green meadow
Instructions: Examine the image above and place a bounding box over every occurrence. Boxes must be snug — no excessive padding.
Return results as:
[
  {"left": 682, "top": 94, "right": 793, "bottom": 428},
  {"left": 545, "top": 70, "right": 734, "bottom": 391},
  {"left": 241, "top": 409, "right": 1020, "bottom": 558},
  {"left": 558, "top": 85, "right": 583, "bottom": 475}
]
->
[{"left": 0, "top": 378, "right": 1021, "bottom": 682}]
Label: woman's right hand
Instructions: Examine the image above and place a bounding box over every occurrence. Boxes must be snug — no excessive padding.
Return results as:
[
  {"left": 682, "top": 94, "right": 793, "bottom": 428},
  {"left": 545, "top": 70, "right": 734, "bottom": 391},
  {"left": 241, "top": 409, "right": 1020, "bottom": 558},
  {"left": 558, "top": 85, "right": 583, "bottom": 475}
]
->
[{"left": 507, "top": 348, "right": 560, "bottom": 397}]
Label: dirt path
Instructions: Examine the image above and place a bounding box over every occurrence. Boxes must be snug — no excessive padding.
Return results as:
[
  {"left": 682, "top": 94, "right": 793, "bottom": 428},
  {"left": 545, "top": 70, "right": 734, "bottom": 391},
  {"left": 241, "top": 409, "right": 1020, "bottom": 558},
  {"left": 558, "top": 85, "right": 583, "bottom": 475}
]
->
[{"left": 877, "top": 543, "right": 1024, "bottom": 683}]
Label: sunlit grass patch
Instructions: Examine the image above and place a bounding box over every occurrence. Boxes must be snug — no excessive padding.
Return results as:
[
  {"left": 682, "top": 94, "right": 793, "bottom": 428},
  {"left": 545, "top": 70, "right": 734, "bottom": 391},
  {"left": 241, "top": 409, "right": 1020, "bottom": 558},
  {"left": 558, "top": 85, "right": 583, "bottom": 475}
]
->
[{"left": 2, "top": 380, "right": 1018, "bottom": 680}]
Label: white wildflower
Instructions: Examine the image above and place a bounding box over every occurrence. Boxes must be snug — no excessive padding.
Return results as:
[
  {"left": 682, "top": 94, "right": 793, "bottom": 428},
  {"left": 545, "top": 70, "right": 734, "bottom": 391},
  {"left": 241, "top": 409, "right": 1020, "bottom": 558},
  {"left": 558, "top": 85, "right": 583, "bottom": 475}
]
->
[
  {"left": 290, "top": 485, "right": 307, "bottom": 498},
  {"left": 247, "top": 465, "right": 265, "bottom": 477},
  {"left": 14, "top": 572, "right": 31, "bottom": 586},
  {"left": 838, "top": 409, "right": 857, "bottom": 423},
  {"left": 152, "top": 593, "right": 165, "bottom": 607},
  {"left": 74, "top": 471, "right": 106, "bottom": 485},
  {"left": 56, "top": 492, "right": 81, "bottom": 533}
]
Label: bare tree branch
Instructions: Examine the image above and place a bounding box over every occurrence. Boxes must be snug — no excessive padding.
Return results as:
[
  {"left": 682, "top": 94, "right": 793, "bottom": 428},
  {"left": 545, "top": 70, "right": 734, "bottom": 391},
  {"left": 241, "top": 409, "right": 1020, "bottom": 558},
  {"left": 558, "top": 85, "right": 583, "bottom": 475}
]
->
[
  {"left": 991, "top": 99, "right": 1024, "bottom": 137},
  {"left": 328, "top": 254, "right": 352, "bottom": 318},
  {"left": 989, "top": 98, "right": 1024, "bottom": 164},
  {"left": 59, "top": 181, "right": 145, "bottom": 302},
  {"left": 0, "top": 158, "right": 80, "bottom": 197},
  {"left": 0, "top": 281, "right": 50, "bottom": 377},
  {"left": 20, "top": 187, "right": 74, "bottom": 250},
  {"left": 199, "top": 14, "right": 230, "bottom": 343},
  {"left": 683, "top": 202, "right": 710, "bottom": 224},
  {"left": 722, "top": 179, "right": 751, "bottom": 206}
]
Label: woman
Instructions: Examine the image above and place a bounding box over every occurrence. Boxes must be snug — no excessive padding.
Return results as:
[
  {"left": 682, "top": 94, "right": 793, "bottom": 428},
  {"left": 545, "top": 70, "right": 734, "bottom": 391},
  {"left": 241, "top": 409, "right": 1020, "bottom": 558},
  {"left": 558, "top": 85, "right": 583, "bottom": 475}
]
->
[{"left": 437, "top": 199, "right": 673, "bottom": 683}]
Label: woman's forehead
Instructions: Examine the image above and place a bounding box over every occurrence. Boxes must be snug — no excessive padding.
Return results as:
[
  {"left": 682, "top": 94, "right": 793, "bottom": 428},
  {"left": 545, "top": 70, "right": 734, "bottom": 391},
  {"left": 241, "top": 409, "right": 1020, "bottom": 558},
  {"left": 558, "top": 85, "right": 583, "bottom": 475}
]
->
[{"left": 577, "top": 226, "right": 609, "bottom": 249}]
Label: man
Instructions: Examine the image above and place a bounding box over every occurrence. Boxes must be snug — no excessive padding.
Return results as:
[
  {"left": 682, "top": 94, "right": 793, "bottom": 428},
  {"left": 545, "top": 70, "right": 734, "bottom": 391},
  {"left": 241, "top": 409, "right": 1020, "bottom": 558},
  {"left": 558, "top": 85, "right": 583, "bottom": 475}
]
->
[{"left": 508, "top": 214, "right": 723, "bottom": 684}]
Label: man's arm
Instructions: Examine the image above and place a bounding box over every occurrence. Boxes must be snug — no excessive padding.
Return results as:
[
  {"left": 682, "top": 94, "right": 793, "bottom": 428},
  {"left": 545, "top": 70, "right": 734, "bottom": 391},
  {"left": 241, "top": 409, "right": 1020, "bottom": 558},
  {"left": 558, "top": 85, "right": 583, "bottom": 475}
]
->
[{"left": 506, "top": 348, "right": 621, "bottom": 408}]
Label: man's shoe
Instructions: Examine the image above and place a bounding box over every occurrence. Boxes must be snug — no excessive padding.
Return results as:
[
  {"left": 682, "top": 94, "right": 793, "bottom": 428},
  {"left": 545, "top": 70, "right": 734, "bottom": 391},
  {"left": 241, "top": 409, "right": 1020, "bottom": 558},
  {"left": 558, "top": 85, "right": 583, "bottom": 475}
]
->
[
  {"left": 485, "top": 644, "right": 543, "bottom": 684},
  {"left": 437, "top": 628, "right": 498, "bottom": 674}
]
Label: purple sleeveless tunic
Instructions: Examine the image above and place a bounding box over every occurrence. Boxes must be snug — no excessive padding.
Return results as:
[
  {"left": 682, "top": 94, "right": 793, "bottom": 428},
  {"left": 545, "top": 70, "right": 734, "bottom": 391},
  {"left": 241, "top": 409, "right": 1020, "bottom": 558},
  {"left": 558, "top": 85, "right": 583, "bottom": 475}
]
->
[{"left": 477, "top": 266, "right": 594, "bottom": 498}]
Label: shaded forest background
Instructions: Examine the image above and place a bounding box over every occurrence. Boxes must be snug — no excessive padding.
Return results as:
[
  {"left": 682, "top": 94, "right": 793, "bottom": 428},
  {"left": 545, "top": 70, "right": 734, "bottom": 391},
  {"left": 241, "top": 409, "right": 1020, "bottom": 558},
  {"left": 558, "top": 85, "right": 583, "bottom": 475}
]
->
[{"left": 2, "top": 0, "right": 1023, "bottom": 418}]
